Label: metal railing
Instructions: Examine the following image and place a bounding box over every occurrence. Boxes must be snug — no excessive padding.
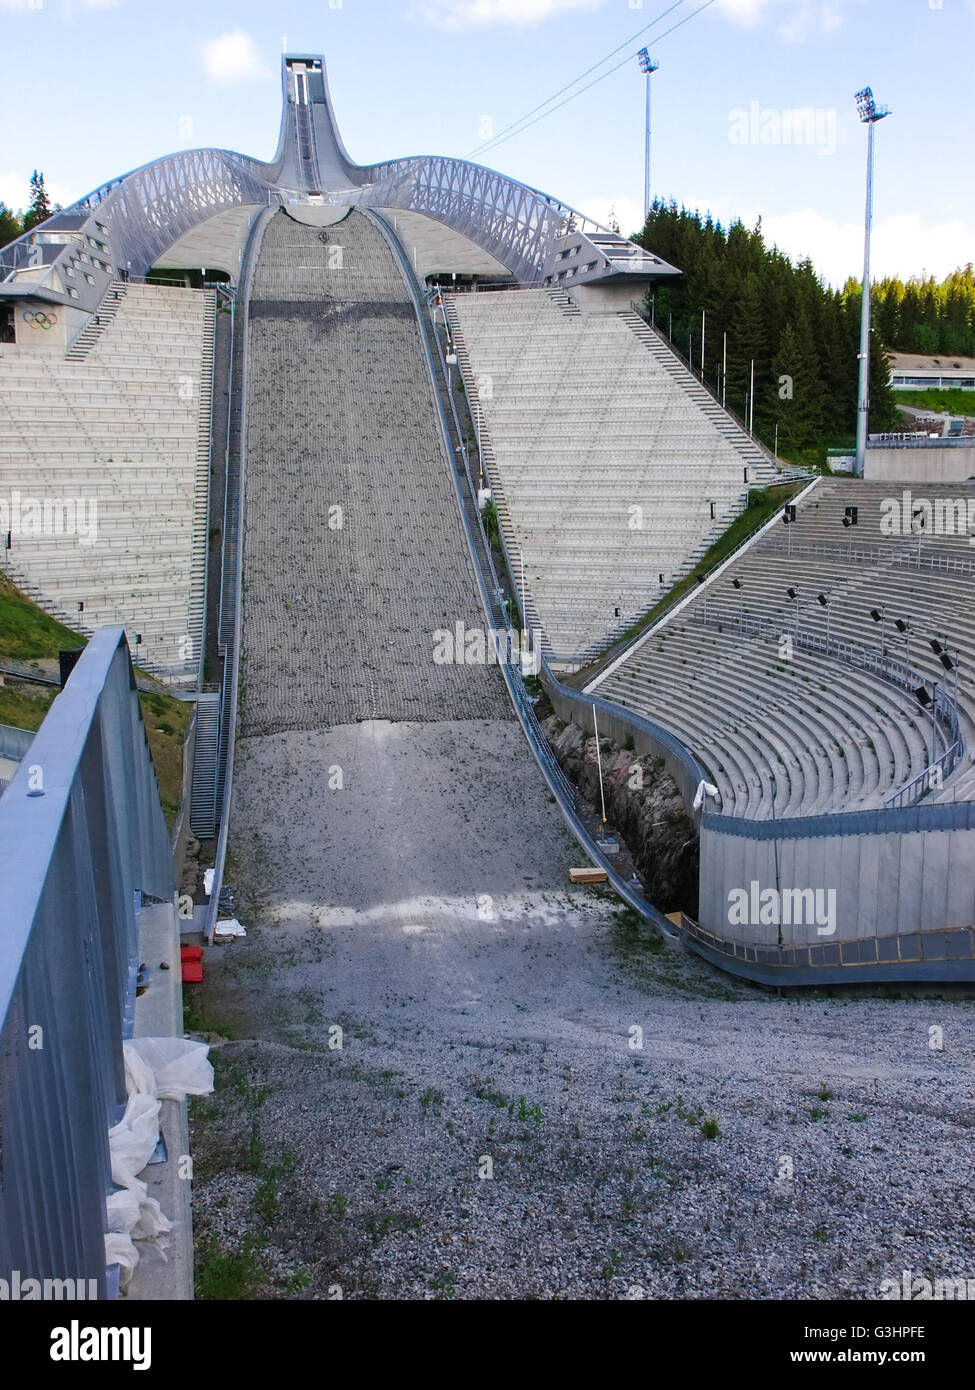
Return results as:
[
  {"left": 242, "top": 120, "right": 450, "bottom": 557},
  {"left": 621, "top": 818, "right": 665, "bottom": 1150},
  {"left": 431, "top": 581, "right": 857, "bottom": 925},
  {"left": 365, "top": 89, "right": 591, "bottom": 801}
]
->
[
  {"left": 626, "top": 299, "right": 816, "bottom": 482},
  {"left": 763, "top": 536, "right": 975, "bottom": 576},
  {"left": 0, "top": 628, "right": 174, "bottom": 1296},
  {"left": 204, "top": 206, "right": 276, "bottom": 940},
  {"left": 373, "top": 211, "right": 677, "bottom": 937}
]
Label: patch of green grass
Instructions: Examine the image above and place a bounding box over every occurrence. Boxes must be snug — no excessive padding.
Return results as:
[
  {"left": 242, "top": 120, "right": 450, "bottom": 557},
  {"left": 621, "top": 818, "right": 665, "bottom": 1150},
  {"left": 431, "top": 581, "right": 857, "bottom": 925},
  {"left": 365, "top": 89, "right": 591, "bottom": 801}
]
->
[
  {"left": 473, "top": 1081, "right": 508, "bottom": 1108},
  {"left": 195, "top": 1234, "right": 266, "bottom": 1300},
  {"left": 0, "top": 684, "right": 56, "bottom": 731},
  {"left": 0, "top": 574, "right": 85, "bottom": 659},
  {"left": 420, "top": 1087, "right": 445, "bottom": 1109},
  {"left": 429, "top": 1269, "right": 456, "bottom": 1298},
  {"left": 892, "top": 387, "right": 975, "bottom": 416},
  {"left": 700, "top": 1115, "right": 720, "bottom": 1140},
  {"left": 0, "top": 577, "right": 189, "bottom": 827},
  {"left": 512, "top": 1094, "right": 542, "bottom": 1124},
  {"left": 240, "top": 1118, "right": 265, "bottom": 1173}
]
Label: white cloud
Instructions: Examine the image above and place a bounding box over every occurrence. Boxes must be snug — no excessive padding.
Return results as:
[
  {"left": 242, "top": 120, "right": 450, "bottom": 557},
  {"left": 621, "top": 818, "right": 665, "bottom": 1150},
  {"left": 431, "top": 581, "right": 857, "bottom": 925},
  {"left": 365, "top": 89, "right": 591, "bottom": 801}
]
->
[
  {"left": 763, "top": 209, "right": 975, "bottom": 287},
  {"left": 718, "top": 0, "right": 850, "bottom": 40},
  {"left": 681, "top": 197, "right": 975, "bottom": 286},
  {"left": 416, "top": 0, "right": 605, "bottom": 30},
  {"left": 84, "top": 0, "right": 124, "bottom": 9},
  {"left": 201, "top": 31, "right": 271, "bottom": 83}
]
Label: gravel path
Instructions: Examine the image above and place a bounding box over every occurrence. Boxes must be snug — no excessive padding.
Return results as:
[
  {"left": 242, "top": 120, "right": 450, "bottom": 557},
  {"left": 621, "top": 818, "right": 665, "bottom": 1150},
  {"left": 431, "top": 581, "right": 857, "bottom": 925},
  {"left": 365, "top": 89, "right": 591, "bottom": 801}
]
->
[{"left": 191, "top": 719, "right": 975, "bottom": 1301}]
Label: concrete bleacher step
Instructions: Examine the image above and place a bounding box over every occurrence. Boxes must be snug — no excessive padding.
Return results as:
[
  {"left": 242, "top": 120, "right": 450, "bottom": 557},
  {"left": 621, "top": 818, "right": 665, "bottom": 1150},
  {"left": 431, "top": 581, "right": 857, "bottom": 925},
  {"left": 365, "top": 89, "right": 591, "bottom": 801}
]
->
[
  {"left": 66, "top": 282, "right": 128, "bottom": 360},
  {"left": 447, "top": 288, "right": 789, "bottom": 669},
  {"left": 0, "top": 282, "right": 213, "bottom": 684}
]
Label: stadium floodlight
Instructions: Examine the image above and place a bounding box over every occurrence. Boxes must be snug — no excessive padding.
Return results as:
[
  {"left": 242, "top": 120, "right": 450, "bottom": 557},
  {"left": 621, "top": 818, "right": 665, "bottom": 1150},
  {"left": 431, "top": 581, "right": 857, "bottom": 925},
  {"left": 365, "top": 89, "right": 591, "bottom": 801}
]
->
[
  {"left": 870, "top": 608, "right": 883, "bottom": 623},
  {"left": 929, "top": 638, "right": 943, "bottom": 655},
  {"left": 731, "top": 578, "right": 743, "bottom": 589},
  {"left": 914, "top": 685, "right": 932, "bottom": 707},
  {"left": 787, "top": 587, "right": 799, "bottom": 599},
  {"left": 637, "top": 50, "right": 659, "bottom": 226},
  {"left": 854, "top": 86, "right": 891, "bottom": 478},
  {"left": 894, "top": 618, "right": 908, "bottom": 633},
  {"left": 939, "top": 653, "right": 955, "bottom": 671}
]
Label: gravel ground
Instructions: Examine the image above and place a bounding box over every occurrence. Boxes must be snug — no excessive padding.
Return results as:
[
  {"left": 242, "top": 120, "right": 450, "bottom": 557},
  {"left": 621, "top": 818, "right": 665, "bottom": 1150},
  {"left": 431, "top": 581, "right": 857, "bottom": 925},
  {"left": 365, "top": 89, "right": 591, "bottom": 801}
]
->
[{"left": 189, "top": 719, "right": 975, "bottom": 1301}]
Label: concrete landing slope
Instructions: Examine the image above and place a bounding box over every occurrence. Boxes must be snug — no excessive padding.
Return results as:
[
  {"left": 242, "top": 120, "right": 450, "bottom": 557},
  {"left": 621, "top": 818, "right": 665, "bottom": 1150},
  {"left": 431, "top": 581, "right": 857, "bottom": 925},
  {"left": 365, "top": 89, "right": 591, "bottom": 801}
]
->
[{"left": 241, "top": 210, "right": 510, "bottom": 735}]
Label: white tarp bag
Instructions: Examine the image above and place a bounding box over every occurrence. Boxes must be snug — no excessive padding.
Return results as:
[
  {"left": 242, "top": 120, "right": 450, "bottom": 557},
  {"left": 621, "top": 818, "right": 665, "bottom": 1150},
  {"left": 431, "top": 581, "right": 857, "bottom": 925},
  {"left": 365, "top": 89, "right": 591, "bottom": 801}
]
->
[
  {"left": 104, "top": 1039, "right": 213, "bottom": 1285},
  {"left": 105, "top": 1232, "right": 140, "bottom": 1288},
  {"left": 123, "top": 1037, "right": 214, "bottom": 1101},
  {"left": 213, "top": 917, "right": 246, "bottom": 939},
  {"left": 108, "top": 1092, "right": 161, "bottom": 1188}
]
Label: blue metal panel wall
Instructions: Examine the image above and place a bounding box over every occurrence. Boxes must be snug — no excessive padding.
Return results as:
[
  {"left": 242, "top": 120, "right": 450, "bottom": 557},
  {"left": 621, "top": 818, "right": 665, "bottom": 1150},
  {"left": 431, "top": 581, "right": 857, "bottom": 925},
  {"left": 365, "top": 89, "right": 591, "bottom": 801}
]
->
[{"left": 0, "top": 629, "right": 174, "bottom": 1296}]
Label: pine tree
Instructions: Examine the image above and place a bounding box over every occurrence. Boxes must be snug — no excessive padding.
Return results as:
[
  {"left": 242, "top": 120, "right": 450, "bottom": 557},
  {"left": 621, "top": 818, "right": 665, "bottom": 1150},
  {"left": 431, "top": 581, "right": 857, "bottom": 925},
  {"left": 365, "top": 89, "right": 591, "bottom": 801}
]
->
[
  {"left": 22, "top": 170, "right": 52, "bottom": 233},
  {"left": 726, "top": 274, "right": 768, "bottom": 425},
  {"left": 0, "top": 202, "right": 22, "bottom": 248}
]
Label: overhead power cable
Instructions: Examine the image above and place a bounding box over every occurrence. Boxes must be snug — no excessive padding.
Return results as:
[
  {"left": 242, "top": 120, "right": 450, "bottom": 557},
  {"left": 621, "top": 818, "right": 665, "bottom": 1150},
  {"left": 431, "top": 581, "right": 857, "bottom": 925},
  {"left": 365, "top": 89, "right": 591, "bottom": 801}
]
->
[
  {"left": 466, "top": 1, "right": 686, "bottom": 159},
  {"left": 468, "top": 0, "right": 719, "bottom": 162}
]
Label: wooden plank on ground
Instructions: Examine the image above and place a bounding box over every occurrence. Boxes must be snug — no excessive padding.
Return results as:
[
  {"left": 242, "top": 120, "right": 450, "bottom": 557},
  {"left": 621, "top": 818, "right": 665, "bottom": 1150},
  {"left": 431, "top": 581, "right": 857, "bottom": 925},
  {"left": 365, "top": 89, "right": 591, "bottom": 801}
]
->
[{"left": 570, "top": 867, "right": 608, "bottom": 884}]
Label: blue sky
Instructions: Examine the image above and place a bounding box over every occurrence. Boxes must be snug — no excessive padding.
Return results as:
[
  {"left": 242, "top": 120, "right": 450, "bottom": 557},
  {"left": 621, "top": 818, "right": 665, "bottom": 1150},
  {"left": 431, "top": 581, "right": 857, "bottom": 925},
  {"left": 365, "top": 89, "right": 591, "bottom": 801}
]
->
[{"left": 1, "top": 0, "right": 972, "bottom": 287}]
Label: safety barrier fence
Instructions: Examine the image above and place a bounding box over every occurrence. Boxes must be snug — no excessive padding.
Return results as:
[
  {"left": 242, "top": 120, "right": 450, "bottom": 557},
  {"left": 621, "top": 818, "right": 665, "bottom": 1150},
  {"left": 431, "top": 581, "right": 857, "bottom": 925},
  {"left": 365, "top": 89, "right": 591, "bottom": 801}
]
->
[{"left": 0, "top": 628, "right": 173, "bottom": 1296}]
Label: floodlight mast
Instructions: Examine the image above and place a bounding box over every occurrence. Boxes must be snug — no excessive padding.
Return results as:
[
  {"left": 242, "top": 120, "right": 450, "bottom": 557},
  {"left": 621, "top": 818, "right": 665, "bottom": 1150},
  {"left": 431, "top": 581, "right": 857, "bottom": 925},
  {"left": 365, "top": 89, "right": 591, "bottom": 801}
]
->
[
  {"left": 638, "top": 49, "right": 659, "bottom": 227},
  {"left": 854, "top": 86, "right": 891, "bottom": 478}
]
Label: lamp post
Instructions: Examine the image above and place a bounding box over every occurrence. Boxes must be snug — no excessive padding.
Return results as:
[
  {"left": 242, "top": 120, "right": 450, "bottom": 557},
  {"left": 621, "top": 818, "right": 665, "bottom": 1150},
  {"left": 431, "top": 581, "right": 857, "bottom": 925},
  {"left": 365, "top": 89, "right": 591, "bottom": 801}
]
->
[
  {"left": 854, "top": 87, "right": 891, "bottom": 478},
  {"left": 816, "top": 590, "right": 831, "bottom": 651},
  {"left": 912, "top": 505, "right": 926, "bottom": 564},
  {"left": 637, "top": 50, "right": 659, "bottom": 227},
  {"left": 787, "top": 586, "right": 800, "bottom": 639},
  {"left": 869, "top": 605, "right": 887, "bottom": 669},
  {"left": 732, "top": 576, "right": 744, "bottom": 628}
]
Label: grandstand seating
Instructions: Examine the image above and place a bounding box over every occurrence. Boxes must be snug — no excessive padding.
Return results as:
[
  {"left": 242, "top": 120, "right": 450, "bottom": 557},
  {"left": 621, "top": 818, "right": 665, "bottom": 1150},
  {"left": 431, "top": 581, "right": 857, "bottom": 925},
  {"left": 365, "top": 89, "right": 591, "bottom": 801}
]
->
[
  {"left": 592, "top": 478, "right": 975, "bottom": 817},
  {"left": 446, "top": 288, "right": 784, "bottom": 668},
  {"left": 0, "top": 283, "right": 214, "bottom": 683}
]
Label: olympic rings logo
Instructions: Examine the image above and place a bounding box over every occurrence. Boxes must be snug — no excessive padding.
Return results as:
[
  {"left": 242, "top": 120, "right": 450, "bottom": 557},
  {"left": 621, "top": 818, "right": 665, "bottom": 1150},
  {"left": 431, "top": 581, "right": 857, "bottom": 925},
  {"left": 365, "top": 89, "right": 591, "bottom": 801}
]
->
[{"left": 22, "top": 310, "right": 58, "bottom": 330}]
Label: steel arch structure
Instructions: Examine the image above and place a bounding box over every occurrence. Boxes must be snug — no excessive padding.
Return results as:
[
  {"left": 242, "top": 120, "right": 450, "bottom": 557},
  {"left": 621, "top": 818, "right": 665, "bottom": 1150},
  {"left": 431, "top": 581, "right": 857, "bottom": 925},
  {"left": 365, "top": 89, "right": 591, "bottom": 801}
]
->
[{"left": 0, "top": 52, "right": 678, "bottom": 326}]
